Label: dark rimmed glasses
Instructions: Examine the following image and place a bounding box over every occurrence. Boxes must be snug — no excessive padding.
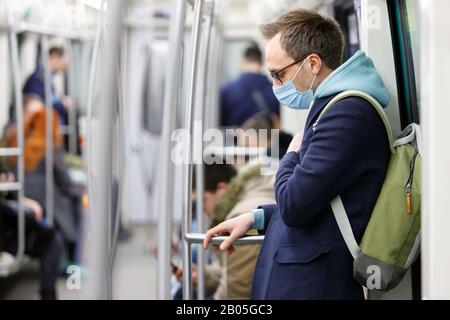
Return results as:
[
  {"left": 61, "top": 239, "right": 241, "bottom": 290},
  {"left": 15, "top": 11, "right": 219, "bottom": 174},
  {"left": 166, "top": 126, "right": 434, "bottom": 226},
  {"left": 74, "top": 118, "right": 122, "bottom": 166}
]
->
[{"left": 269, "top": 53, "right": 314, "bottom": 84}]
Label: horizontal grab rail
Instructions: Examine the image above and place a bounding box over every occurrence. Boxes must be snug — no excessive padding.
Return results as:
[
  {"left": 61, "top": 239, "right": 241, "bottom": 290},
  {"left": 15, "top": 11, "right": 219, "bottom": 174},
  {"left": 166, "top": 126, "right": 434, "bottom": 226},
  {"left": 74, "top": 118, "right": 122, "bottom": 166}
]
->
[
  {"left": 203, "top": 146, "right": 267, "bottom": 157},
  {"left": 0, "top": 183, "right": 21, "bottom": 192},
  {"left": 185, "top": 233, "right": 265, "bottom": 245},
  {"left": 1, "top": 22, "right": 95, "bottom": 40},
  {"left": 0, "top": 148, "right": 22, "bottom": 157}
]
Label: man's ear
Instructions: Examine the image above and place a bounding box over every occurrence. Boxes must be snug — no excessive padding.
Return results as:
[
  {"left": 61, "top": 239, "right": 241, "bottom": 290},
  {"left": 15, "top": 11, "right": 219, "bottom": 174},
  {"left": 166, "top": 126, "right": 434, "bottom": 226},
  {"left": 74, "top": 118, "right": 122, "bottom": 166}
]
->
[{"left": 308, "top": 54, "right": 323, "bottom": 75}]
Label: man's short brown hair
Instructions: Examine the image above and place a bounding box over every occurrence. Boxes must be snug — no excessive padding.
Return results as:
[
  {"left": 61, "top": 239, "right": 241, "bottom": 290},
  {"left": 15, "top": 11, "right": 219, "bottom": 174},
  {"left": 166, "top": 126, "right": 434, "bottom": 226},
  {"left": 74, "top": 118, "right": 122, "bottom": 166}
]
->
[
  {"left": 49, "top": 46, "right": 65, "bottom": 58},
  {"left": 260, "top": 9, "right": 345, "bottom": 70}
]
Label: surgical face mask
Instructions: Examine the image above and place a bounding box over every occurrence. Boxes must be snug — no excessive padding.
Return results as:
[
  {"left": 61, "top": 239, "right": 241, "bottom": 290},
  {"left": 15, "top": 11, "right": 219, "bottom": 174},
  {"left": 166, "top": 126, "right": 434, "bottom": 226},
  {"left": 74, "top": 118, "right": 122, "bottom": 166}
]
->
[{"left": 272, "top": 59, "right": 317, "bottom": 110}]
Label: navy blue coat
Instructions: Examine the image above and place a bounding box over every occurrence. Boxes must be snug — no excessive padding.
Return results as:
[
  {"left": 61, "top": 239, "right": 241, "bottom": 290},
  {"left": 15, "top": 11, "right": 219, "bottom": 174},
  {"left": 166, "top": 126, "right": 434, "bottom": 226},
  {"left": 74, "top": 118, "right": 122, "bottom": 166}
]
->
[
  {"left": 220, "top": 72, "right": 280, "bottom": 127},
  {"left": 251, "top": 93, "right": 390, "bottom": 300},
  {"left": 23, "top": 66, "right": 67, "bottom": 124}
]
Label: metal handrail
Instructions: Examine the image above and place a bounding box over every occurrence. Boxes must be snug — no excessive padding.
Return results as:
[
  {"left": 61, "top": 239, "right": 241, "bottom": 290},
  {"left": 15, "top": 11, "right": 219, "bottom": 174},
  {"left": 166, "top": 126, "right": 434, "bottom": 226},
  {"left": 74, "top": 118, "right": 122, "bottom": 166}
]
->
[
  {"left": 5, "top": 22, "right": 95, "bottom": 41},
  {"left": 107, "top": 63, "right": 126, "bottom": 296},
  {"left": 181, "top": 0, "right": 232, "bottom": 301},
  {"left": 182, "top": 0, "right": 205, "bottom": 300},
  {"left": 0, "top": 148, "right": 22, "bottom": 157},
  {"left": 203, "top": 146, "right": 268, "bottom": 157},
  {"left": 86, "top": 0, "right": 105, "bottom": 226},
  {"left": 84, "top": 0, "right": 123, "bottom": 300},
  {"left": 0, "top": 183, "right": 21, "bottom": 192},
  {"left": 2, "top": 0, "right": 26, "bottom": 276},
  {"left": 185, "top": 233, "right": 265, "bottom": 245},
  {"left": 41, "top": 36, "right": 55, "bottom": 228},
  {"left": 157, "top": 0, "right": 188, "bottom": 300},
  {"left": 66, "top": 42, "right": 79, "bottom": 155},
  {"left": 195, "top": 0, "right": 214, "bottom": 300},
  {"left": 205, "top": 0, "right": 227, "bottom": 129}
]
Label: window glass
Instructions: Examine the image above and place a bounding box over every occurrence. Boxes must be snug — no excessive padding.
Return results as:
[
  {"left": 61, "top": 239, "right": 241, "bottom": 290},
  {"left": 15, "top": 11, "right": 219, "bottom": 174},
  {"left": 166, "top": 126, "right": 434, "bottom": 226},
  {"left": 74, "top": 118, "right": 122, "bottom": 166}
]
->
[{"left": 404, "top": 0, "right": 421, "bottom": 105}]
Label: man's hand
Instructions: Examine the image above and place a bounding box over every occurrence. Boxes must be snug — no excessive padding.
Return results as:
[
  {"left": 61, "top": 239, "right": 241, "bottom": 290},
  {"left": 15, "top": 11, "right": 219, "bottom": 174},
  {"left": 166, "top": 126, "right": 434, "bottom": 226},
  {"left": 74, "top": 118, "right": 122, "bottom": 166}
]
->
[
  {"left": 203, "top": 212, "right": 253, "bottom": 255},
  {"left": 287, "top": 132, "right": 303, "bottom": 154},
  {"left": 23, "top": 197, "right": 43, "bottom": 222}
]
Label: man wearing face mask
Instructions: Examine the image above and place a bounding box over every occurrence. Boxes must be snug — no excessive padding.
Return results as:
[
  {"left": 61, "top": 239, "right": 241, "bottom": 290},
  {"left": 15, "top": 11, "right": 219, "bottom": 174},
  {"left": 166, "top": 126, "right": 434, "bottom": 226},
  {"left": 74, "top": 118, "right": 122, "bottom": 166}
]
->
[{"left": 204, "top": 9, "right": 391, "bottom": 300}]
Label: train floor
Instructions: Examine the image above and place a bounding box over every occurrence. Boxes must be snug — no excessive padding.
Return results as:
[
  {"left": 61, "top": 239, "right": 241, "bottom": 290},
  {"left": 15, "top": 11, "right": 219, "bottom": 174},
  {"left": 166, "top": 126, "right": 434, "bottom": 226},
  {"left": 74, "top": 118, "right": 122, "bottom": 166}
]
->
[{"left": 0, "top": 224, "right": 157, "bottom": 300}]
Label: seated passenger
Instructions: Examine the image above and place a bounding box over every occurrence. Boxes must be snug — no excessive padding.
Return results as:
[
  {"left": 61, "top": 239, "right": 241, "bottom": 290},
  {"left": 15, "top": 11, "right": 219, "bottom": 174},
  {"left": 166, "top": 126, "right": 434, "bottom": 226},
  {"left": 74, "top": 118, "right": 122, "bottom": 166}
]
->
[
  {"left": 171, "top": 164, "right": 237, "bottom": 299},
  {"left": 0, "top": 170, "right": 63, "bottom": 300},
  {"left": 175, "top": 160, "right": 275, "bottom": 299},
  {"left": 239, "top": 112, "right": 294, "bottom": 161},
  {"left": 4, "top": 95, "right": 84, "bottom": 268}
]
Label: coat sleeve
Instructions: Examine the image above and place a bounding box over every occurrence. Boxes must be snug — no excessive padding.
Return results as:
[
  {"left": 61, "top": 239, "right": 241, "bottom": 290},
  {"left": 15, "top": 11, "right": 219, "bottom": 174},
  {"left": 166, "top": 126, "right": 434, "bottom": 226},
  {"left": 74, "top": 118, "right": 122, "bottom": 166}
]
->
[
  {"left": 256, "top": 204, "right": 277, "bottom": 235},
  {"left": 275, "top": 99, "right": 378, "bottom": 228}
]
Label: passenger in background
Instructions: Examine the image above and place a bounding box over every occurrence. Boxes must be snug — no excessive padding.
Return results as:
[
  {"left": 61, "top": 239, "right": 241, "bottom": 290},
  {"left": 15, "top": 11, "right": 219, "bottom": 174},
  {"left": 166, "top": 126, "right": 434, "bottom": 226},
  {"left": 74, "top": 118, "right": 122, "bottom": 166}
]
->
[
  {"left": 220, "top": 45, "right": 280, "bottom": 127},
  {"left": 0, "top": 164, "right": 63, "bottom": 300},
  {"left": 175, "top": 158, "right": 275, "bottom": 299},
  {"left": 4, "top": 95, "right": 85, "bottom": 271},
  {"left": 172, "top": 163, "right": 237, "bottom": 299},
  {"left": 23, "top": 47, "right": 70, "bottom": 126},
  {"left": 239, "top": 112, "right": 293, "bottom": 160},
  {"left": 210, "top": 160, "right": 275, "bottom": 300},
  {"left": 22, "top": 46, "right": 80, "bottom": 154}
]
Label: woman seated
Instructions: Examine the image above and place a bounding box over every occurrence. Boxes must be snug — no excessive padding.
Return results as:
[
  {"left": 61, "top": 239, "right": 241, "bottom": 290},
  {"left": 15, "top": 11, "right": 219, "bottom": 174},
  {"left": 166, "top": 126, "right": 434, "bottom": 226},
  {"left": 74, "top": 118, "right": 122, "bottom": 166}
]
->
[{"left": 4, "top": 94, "right": 85, "bottom": 270}]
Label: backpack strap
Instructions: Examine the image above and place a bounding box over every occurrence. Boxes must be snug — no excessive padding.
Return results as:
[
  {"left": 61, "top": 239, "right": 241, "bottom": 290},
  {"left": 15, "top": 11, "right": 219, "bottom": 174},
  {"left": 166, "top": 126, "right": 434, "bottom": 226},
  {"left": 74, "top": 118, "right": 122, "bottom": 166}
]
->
[
  {"left": 330, "top": 196, "right": 361, "bottom": 259},
  {"left": 313, "top": 90, "right": 395, "bottom": 153},
  {"left": 313, "top": 90, "right": 395, "bottom": 259},
  {"left": 394, "top": 123, "right": 423, "bottom": 155}
]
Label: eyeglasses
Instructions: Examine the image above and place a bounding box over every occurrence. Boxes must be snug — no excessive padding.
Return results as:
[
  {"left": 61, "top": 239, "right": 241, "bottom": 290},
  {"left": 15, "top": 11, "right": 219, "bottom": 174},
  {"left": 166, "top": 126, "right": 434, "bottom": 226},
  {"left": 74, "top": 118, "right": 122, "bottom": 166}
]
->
[{"left": 269, "top": 53, "right": 313, "bottom": 84}]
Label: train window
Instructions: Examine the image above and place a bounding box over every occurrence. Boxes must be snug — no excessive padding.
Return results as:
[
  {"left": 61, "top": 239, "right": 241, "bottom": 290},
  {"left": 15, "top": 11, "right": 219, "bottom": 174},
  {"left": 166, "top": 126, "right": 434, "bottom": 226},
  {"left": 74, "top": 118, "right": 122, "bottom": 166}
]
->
[
  {"left": 388, "top": 0, "right": 421, "bottom": 126},
  {"left": 388, "top": 1, "right": 422, "bottom": 299},
  {"left": 403, "top": 1, "right": 421, "bottom": 110}
]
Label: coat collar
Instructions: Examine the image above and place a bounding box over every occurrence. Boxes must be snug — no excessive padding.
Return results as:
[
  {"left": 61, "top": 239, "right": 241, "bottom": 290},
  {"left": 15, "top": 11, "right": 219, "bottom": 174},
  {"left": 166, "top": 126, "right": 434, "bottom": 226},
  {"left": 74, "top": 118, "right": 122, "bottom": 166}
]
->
[{"left": 304, "top": 94, "right": 337, "bottom": 132}]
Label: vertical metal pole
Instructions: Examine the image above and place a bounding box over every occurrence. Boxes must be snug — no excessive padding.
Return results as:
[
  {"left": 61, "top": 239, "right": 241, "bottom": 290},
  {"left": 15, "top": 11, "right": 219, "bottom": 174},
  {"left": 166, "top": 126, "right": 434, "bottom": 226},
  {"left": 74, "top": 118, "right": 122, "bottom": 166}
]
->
[
  {"left": 206, "top": 0, "right": 227, "bottom": 130},
  {"left": 41, "top": 36, "right": 55, "bottom": 227},
  {"left": 66, "top": 41, "right": 78, "bottom": 155},
  {"left": 214, "top": 0, "right": 228, "bottom": 128},
  {"left": 108, "top": 70, "right": 125, "bottom": 282},
  {"left": 7, "top": 0, "right": 26, "bottom": 270},
  {"left": 107, "top": 29, "right": 128, "bottom": 298},
  {"left": 157, "top": 0, "right": 187, "bottom": 300},
  {"left": 195, "top": 0, "right": 213, "bottom": 300},
  {"left": 183, "top": 0, "right": 204, "bottom": 300},
  {"left": 85, "top": 0, "right": 123, "bottom": 300}
]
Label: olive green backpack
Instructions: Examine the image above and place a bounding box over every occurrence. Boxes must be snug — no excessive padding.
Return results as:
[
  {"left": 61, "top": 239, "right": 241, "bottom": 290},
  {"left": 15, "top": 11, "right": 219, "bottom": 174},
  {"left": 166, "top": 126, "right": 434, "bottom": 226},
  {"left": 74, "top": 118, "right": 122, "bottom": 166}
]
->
[{"left": 315, "top": 90, "right": 422, "bottom": 292}]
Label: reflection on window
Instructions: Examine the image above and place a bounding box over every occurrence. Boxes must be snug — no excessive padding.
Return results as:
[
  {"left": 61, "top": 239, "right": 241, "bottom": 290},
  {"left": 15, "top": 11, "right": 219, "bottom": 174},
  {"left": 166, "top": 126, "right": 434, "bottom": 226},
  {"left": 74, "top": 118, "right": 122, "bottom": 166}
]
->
[
  {"left": 389, "top": 0, "right": 421, "bottom": 125},
  {"left": 404, "top": 0, "right": 421, "bottom": 103}
]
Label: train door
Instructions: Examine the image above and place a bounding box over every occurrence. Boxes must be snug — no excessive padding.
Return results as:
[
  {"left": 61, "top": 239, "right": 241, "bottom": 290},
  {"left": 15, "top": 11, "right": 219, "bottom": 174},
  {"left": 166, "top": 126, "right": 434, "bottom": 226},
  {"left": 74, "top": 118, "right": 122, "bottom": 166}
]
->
[
  {"left": 122, "top": 10, "right": 169, "bottom": 224},
  {"left": 356, "top": 0, "right": 421, "bottom": 300}
]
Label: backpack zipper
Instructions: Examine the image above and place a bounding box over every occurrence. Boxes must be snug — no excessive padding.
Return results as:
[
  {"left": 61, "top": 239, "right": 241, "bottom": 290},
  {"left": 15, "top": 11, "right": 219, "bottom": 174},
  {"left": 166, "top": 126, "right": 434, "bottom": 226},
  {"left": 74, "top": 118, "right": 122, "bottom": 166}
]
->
[{"left": 405, "top": 148, "right": 419, "bottom": 214}]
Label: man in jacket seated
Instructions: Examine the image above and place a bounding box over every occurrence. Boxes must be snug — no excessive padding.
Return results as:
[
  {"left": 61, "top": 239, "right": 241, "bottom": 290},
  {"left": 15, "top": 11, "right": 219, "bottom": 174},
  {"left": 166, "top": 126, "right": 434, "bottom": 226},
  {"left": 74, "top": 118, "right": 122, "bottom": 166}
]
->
[{"left": 0, "top": 171, "right": 63, "bottom": 300}]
